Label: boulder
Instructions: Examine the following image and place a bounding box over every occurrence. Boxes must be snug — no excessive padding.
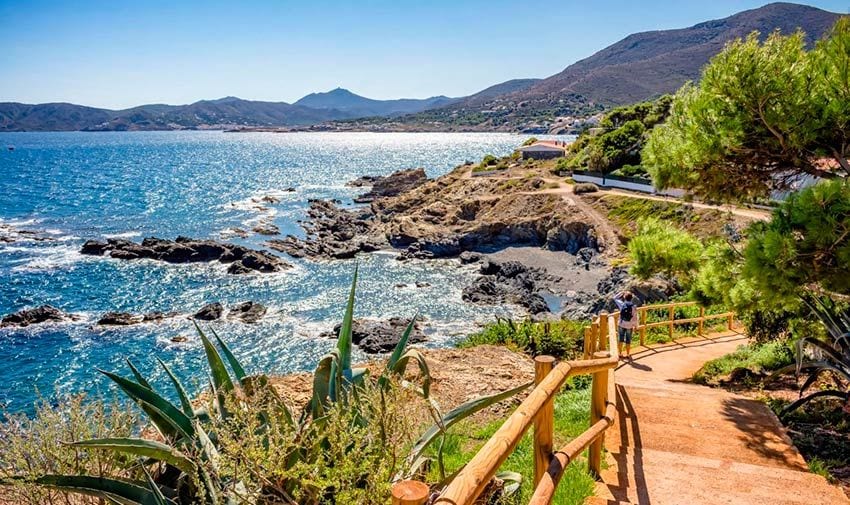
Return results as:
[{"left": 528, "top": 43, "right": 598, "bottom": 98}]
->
[
  {"left": 321, "top": 317, "right": 426, "bottom": 354},
  {"left": 98, "top": 312, "right": 144, "bottom": 325},
  {"left": 228, "top": 301, "right": 267, "bottom": 323},
  {"left": 462, "top": 259, "right": 551, "bottom": 314},
  {"left": 194, "top": 302, "right": 223, "bottom": 321},
  {"left": 1, "top": 305, "right": 73, "bottom": 327},
  {"left": 252, "top": 223, "right": 281, "bottom": 236}
]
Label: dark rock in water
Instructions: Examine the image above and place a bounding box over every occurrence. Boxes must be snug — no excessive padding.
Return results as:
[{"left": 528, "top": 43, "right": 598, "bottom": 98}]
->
[
  {"left": 81, "top": 240, "right": 110, "bottom": 255},
  {"left": 353, "top": 168, "right": 427, "bottom": 203},
  {"left": 98, "top": 312, "right": 144, "bottom": 325},
  {"left": 321, "top": 317, "right": 426, "bottom": 354},
  {"left": 80, "top": 236, "right": 290, "bottom": 274},
  {"left": 346, "top": 175, "right": 381, "bottom": 187},
  {"left": 266, "top": 199, "right": 387, "bottom": 260},
  {"left": 228, "top": 301, "right": 267, "bottom": 323},
  {"left": 252, "top": 223, "right": 281, "bottom": 236},
  {"left": 415, "top": 282, "right": 431, "bottom": 288},
  {"left": 459, "top": 251, "right": 483, "bottom": 265},
  {"left": 171, "top": 335, "right": 189, "bottom": 343},
  {"left": 1, "top": 305, "right": 74, "bottom": 327},
  {"left": 462, "top": 259, "right": 550, "bottom": 314},
  {"left": 399, "top": 236, "right": 462, "bottom": 260},
  {"left": 143, "top": 311, "right": 179, "bottom": 322},
  {"left": 194, "top": 302, "right": 223, "bottom": 321}
]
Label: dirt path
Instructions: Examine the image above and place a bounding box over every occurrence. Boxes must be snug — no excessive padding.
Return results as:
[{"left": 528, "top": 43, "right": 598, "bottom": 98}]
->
[{"left": 591, "top": 331, "right": 849, "bottom": 505}]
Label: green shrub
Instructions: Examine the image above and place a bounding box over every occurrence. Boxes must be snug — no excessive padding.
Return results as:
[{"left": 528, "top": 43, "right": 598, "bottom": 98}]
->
[
  {"left": 573, "top": 183, "right": 598, "bottom": 194},
  {"left": 692, "top": 341, "right": 793, "bottom": 385},
  {"left": 0, "top": 396, "right": 140, "bottom": 505},
  {"left": 460, "top": 318, "right": 587, "bottom": 359}
]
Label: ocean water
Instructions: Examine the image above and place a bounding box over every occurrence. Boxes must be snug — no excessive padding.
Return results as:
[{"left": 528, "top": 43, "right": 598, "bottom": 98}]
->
[{"left": 0, "top": 131, "right": 569, "bottom": 414}]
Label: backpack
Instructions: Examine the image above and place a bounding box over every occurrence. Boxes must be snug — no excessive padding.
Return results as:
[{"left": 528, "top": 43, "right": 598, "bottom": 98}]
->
[{"left": 621, "top": 302, "right": 634, "bottom": 323}]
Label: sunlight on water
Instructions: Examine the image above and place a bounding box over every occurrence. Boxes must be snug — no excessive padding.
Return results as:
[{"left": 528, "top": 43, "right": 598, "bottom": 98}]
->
[{"left": 0, "top": 131, "right": 572, "bottom": 413}]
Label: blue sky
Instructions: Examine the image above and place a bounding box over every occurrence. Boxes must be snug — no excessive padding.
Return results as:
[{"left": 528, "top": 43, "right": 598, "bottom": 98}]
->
[{"left": 1, "top": 1, "right": 847, "bottom": 109}]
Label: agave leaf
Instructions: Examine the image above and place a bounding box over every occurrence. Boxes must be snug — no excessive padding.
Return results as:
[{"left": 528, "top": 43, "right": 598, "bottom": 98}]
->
[
  {"left": 156, "top": 358, "right": 194, "bottom": 418},
  {"left": 209, "top": 327, "right": 247, "bottom": 382},
  {"left": 141, "top": 467, "right": 169, "bottom": 505},
  {"left": 495, "top": 470, "right": 523, "bottom": 496},
  {"left": 798, "top": 362, "right": 850, "bottom": 395},
  {"left": 35, "top": 475, "right": 176, "bottom": 505},
  {"left": 781, "top": 389, "right": 849, "bottom": 417},
  {"left": 337, "top": 265, "right": 359, "bottom": 372},
  {"left": 385, "top": 315, "right": 418, "bottom": 374},
  {"left": 70, "top": 438, "right": 197, "bottom": 475},
  {"left": 311, "top": 353, "right": 336, "bottom": 418},
  {"left": 408, "top": 382, "right": 532, "bottom": 464},
  {"left": 798, "top": 337, "right": 850, "bottom": 375},
  {"left": 193, "top": 322, "right": 235, "bottom": 393},
  {"left": 100, "top": 370, "right": 195, "bottom": 440},
  {"left": 392, "top": 349, "right": 432, "bottom": 398},
  {"left": 126, "top": 359, "right": 153, "bottom": 391}
]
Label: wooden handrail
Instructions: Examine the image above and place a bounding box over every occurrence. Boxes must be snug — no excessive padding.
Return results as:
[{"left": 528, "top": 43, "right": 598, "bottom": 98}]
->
[{"left": 394, "top": 301, "right": 737, "bottom": 505}]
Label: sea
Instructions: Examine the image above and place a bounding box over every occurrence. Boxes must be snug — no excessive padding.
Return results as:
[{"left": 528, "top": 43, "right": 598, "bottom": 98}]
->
[{"left": 0, "top": 131, "right": 571, "bottom": 414}]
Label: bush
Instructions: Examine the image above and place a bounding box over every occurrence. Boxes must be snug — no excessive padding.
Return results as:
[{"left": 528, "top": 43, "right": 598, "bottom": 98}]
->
[
  {"left": 0, "top": 396, "right": 140, "bottom": 505},
  {"left": 573, "top": 183, "right": 599, "bottom": 194},
  {"left": 459, "top": 318, "right": 587, "bottom": 359},
  {"left": 692, "top": 341, "right": 794, "bottom": 385}
]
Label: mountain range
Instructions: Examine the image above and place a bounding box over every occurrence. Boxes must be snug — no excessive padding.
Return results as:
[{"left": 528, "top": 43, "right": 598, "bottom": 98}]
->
[{"left": 0, "top": 2, "right": 842, "bottom": 132}]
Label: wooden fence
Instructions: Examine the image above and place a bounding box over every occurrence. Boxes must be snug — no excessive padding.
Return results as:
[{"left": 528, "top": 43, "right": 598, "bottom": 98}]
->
[{"left": 391, "top": 301, "right": 737, "bottom": 505}]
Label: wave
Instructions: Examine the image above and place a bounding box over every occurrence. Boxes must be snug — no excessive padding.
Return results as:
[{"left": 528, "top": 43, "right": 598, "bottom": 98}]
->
[
  {"left": 8, "top": 244, "right": 87, "bottom": 272},
  {"left": 103, "top": 231, "right": 142, "bottom": 239}
]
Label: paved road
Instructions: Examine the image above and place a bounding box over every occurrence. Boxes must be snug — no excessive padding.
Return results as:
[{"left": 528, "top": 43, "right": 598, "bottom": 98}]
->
[{"left": 590, "top": 331, "right": 848, "bottom": 505}]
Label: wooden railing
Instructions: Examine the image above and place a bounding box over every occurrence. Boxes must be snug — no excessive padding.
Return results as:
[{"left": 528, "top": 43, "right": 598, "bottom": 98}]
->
[
  {"left": 635, "top": 301, "right": 735, "bottom": 346},
  {"left": 391, "top": 302, "right": 738, "bottom": 505}
]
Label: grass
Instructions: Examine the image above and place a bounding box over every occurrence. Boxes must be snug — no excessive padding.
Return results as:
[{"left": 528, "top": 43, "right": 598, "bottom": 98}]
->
[
  {"left": 426, "top": 386, "right": 597, "bottom": 505},
  {"left": 459, "top": 318, "right": 587, "bottom": 359},
  {"left": 692, "top": 340, "right": 794, "bottom": 385}
]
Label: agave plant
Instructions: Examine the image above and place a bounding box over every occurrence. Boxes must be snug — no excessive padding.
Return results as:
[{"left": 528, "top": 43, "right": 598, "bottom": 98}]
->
[
  {"left": 775, "top": 296, "right": 850, "bottom": 416},
  {"left": 15, "top": 267, "right": 531, "bottom": 504}
]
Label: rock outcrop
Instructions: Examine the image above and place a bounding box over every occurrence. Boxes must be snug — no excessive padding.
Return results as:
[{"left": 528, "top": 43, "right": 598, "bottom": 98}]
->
[
  {"left": 352, "top": 168, "right": 428, "bottom": 203},
  {"left": 80, "top": 237, "right": 290, "bottom": 274},
  {"left": 462, "top": 259, "right": 551, "bottom": 314},
  {"left": 97, "top": 312, "right": 145, "bottom": 325},
  {"left": 193, "top": 302, "right": 224, "bottom": 321},
  {"left": 321, "top": 317, "right": 426, "bottom": 354},
  {"left": 228, "top": 301, "right": 267, "bottom": 323},
  {"left": 1, "top": 305, "right": 77, "bottom": 327}
]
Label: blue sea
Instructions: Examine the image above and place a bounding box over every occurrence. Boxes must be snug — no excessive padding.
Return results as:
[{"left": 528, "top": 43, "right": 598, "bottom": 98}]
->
[{"left": 0, "top": 131, "right": 568, "bottom": 414}]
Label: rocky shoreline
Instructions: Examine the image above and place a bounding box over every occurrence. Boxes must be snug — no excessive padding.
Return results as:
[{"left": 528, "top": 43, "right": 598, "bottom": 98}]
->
[{"left": 80, "top": 236, "right": 291, "bottom": 274}]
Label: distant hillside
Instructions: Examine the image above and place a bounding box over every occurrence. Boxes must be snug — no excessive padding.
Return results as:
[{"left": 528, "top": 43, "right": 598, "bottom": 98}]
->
[
  {"left": 523, "top": 2, "right": 840, "bottom": 106},
  {"left": 383, "top": 2, "right": 840, "bottom": 132},
  {"left": 0, "top": 97, "right": 355, "bottom": 132},
  {"left": 294, "top": 88, "right": 456, "bottom": 117}
]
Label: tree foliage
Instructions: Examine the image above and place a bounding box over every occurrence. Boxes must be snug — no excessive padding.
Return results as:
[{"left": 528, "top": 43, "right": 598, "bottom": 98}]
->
[
  {"left": 567, "top": 96, "right": 672, "bottom": 173},
  {"left": 628, "top": 217, "right": 703, "bottom": 280},
  {"left": 645, "top": 19, "right": 850, "bottom": 200}
]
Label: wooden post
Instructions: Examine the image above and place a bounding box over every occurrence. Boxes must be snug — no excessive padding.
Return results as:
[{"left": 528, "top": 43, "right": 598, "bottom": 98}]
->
[
  {"left": 598, "top": 312, "right": 609, "bottom": 351},
  {"left": 589, "top": 367, "right": 609, "bottom": 478},
  {"left": 698, "top": 306, "right": 705, "bottom": 336},
  {"left": 668, "top": 306, "right": 675, "bottom": 340},
  {"left": 727, "top": 313, "right": 734, "bottom": 330},
  {"left": 392, "top": 480, "right": 430, "bottom": 505},
  {"left": 533, "top": 356, "right": 556, "bottom": 487},
  {"left": 583, "top": 326, "right": 593, "bottom": 359},
  {"left": 639, "top": 308, "right": 647, "bottom": 346}
]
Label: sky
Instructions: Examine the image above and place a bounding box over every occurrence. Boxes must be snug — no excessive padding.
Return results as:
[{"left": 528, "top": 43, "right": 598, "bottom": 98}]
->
[{"left": 1, "top": 0, "right": 848, "bottom": 109}]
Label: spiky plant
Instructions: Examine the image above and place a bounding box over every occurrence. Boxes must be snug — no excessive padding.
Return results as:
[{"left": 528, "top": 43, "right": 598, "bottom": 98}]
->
[{"left": 8, "top": 267, "right": 530, "bottom": 504}]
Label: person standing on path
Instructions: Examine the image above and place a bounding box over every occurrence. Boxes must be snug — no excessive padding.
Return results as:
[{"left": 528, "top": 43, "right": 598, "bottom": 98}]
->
[{"left": 614, "top": 291, "right": 638, "bottom": 360}]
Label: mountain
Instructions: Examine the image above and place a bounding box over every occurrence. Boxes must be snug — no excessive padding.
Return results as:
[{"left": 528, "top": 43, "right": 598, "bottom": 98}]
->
[
  {"left": 522, "top": 2, "right": 840, "bottom": 106},
  {"left": 294, "top": 88, "right": 456, "bottom": 117},
  {"left": 389, "top": 2, "right": 841, "bottom": 132},
  {"left": 0, "top": 97, "right": 361, "bottom": 132}
]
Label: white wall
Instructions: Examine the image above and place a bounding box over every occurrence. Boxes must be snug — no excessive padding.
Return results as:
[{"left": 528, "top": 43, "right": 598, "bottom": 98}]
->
[{"left": 572, "top": 173, "right": 685, "bottom": 198}]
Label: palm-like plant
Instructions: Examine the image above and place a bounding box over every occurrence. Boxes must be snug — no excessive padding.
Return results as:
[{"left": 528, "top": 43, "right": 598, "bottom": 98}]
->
[
  {"left": 17, "top": 267, "right": 530, "bottom": 504},
  {"left": 776, "top": 296, "right": 850, "bottom": 416}
]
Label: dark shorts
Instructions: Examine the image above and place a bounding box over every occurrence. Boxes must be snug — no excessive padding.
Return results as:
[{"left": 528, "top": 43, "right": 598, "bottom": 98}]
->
[{"left": 618, "top": 327, "right": 633, "bottom": 344}]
